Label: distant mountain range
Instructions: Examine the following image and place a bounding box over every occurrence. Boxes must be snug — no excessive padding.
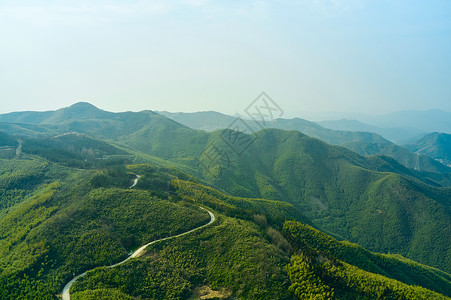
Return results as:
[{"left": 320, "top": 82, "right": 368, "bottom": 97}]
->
[
  {"left": 1, "top": 102, "right": 450, "bottom": 273},
  {"left": 317, "top": 119, "right": 422, "bottom": 144},
  {"left": 294, "top": 109, "right": 451, "bottom": 141},
  {"left": 2, "top": 103, "right": 450, "bottom": 176},
  {"left": 406, "top": 132, "right": 451, "bottom": 167},
  {"left": 362, "top": 109, "right": 451, "bottom": 134},
  {"left": 158, "top": 110, "right": 451, "bottom": 174},
  {"left": 0, "top": 102, "right": 450, "bottom": 298}
]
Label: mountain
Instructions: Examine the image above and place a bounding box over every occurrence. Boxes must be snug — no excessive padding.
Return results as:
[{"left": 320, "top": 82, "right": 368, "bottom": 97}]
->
[
  {"left": 284, "top": 220, "right": 451, "bottom": 299},
  {"left": 0, "top": 102, "right": 109, "bottom": 125},
  {"left": 361, "top": 109, "right": 451, "bottom": 134},
  {"left": 157, "top": 110, "right": 236, "bottom": 132},
  {"left": 296, "top": 109, "right": 451, "bottom": 139},
  {"left": 318, "top": 119, "right": 422, "bottom": 144},
  {"left": 405, "top": 132, "right": 451, "bottom": 167},
  {"left": 67, "top": 108, "right": 451, "bottom": 272},
  {"left": 3, "top": 105, "right": 449, "bottom": 175},
  {"left": 194, "top": 129, "right": 451, "bottom": 273},
  {"left": 1, "top": 103, "right": 451, "bottom": 274},
  {"left": 0, "top": 150, "right": 449, "bottom": 299},
  {"left": 157, "top": 110, "right": 451, "bottom": 174}
]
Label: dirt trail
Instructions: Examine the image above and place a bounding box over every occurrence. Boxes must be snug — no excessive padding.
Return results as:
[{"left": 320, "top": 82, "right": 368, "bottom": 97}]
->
[
  {"left": 129, "top": 175, "right": 141, "bottom": 188},
  {"left": 15, "top": 139, "right": 22, "bottom": 157}
]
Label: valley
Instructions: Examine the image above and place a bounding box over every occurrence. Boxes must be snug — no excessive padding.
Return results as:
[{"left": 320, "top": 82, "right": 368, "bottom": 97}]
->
[{"left": 0, "top": 103, "right": 449, "bottom": 299}]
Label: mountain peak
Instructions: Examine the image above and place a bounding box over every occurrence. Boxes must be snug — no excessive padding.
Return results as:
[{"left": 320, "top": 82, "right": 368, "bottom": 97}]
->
[{"left": 67, "top": 102, "right": 100, "bottom": 111}]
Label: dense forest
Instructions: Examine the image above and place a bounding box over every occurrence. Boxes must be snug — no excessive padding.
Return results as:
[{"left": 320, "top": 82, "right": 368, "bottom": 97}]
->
[{"left": 0, "top": 104, "right": 450, "bottom": 299}]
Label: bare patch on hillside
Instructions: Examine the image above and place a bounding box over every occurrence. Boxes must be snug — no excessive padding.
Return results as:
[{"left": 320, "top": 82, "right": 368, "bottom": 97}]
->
[
  {"left": 189, "top": 286, "right": 233, "bottom": 299},
  {"left": 310, "top": 196, "right": 327, "bottom": 211}
]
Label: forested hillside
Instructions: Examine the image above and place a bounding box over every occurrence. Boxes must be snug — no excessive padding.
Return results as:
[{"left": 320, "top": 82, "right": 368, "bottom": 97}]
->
[
  {"left": 406, "top": 132, "right": 451, "bottom": 167},
  {"left": 114, "top": 120, "right": 451, "bottom": 272},
  {"left": 66, "top": 173, "right": 451, "bottom": 300},
  {"left": 2, "top": 103, "right": 449, "bottom": 174},
  {"left": 0, "top": 156, "right": 210, "bottom": 299},
  {"left": 0, "top": 104, "right": 450, "bottom": 299},
  {"left": 159, "top": 110, "right": 451, "bottom": 174}
]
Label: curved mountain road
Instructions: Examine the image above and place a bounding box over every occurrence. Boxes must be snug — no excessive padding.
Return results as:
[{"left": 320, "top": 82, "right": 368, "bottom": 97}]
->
[
  {"left": 129, "top": 175, "right": 141, "bottom": 188},
  {"left": 61, "top": 175, "right": 215, "bottom": 300}
]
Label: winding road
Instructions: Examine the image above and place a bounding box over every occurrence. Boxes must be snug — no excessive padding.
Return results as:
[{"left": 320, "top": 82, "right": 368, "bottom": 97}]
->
[
  {"left": 129, "top": 175, "right": 141, "bottom": 188},
  {"left": 61, "top": 175, "right": 215, "bottom": 300},
  {"left": 15, "top": 139, "right": 22, "bottom": 157}
]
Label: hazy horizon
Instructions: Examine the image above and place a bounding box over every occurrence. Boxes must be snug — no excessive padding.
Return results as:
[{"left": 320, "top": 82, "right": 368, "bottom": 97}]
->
[
  {"left": 1, "top": 100, "right": 450, "bottom": 122},
  {"left": 1, "top": 1, "right": 450, "bottom": 116}
]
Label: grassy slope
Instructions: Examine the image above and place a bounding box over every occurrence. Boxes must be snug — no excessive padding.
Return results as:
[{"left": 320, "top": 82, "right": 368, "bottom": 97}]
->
[{"left": 72, "top": 214, "right": 293, "bottom": 300}]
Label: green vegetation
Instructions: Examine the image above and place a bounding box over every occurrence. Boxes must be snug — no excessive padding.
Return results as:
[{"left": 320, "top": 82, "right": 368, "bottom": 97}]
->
[
  {"left": 171, "top": 179, "right": 308, "bottom": 224},
  {"left": 160, "top": 110, "right": 451, "bottom": 174},
  {"left": 283, "top": 220, "right": 451, "bottom": 298},
  {"left": 0, "top": 104, "right": 450, "bottom": 298},
  {"left": 191, "top": 129, "right": 451, "bottom": 272},
  {"left": 287, "top": 254, "right": 447, "bottom": 299},
  {"left": 21, "top": 133, "right": 132, "bottom": 169},
  {"left": 0, "top": 158, "right": 69, "bottom": 218},
  {"left": 70, "top": 177, "right": 450, "bottom": 299},
  {"left": 0, "top": 158, "right": 210, "bottom": 299},
  {"left": 71, "top": 215, "right": 292, "bottom": 300},
  {"left": 406, "top": 132, "right": 451, "bottom": 167}
]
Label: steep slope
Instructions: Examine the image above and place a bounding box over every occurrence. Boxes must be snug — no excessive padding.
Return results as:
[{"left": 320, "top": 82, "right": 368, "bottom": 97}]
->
[
  {"left": 195, "top": 129, "right": 451, "bottom": 272},
  {"left": 1, "top": 104, "right": 450, "bottom": 273},
  {"left": 0, "top": 157, "right": 69, "bottom": 218},
  {"left": 0, "top": 158, "right": 211, "bottom": 299},
  {"left": 39, "top": 112, "right": 449, "bottom": 272},
  {"left": 103, "top": 122, "right": 451, "bottom": 272},
  {"left": 272, "top": 118, "right": 450, "bottom": 174},
  {"left": 66, "top": 176, "right": 450, "bottom": 300},
  {"left": 0, "top": 145, "right": 449, "bottom": 299},
  {"left": 157, "top": 110, "right": 451, "bottom": 174},
  {"left": 284, "top": 220, "right": 451, "bottom": 299},
  {"left": 406, "top": 132, "right": 451, "bottom": 167},
  {"left": 2, "top": 104, "right": 449, "bottom": 173}
]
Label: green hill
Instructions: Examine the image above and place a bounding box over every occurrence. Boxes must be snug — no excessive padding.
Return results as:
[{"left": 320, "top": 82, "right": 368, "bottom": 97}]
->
[
  {"left": 0, "top": 104, "right": 450, "bottom": 298},
  {"left": 115, "top": 123, "right": 451, "bottom": 273},
  {"left": 284, "top": 221, "right": 450, "bottom": 299},
  {"left": 157, "top": 110, "right": 451, "bottom": 174},
  {"left": 0, "top": 148, "right": 449, "bottom": 299},
  {"left": 2, "top": 104, "right": 449, "bottom": 174},
  {"left": 406, "top": 132, "right": 451, "bottom": 167},
  {"left": 65, "top": 171, "right": 450, "bottom": 299},
  {"left": 0, "top": 158, "right": 211, "bottom": 299},
  {"left": 1, "top": 104, "right": 450, "bottom": 272},
  {"left": 190, "top": 129, "right": 451, "bottom": 273}
]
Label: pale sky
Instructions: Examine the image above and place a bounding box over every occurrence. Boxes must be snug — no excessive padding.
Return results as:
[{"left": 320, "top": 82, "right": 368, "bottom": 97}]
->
[{"left": 1, "top": 0, "right": 450, "bottom": 115}]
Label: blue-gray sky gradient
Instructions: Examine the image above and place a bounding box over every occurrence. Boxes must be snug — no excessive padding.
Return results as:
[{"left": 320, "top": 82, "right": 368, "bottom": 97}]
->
[{"left": 1, "top": 0, "right": 450, "bottom": 115}]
